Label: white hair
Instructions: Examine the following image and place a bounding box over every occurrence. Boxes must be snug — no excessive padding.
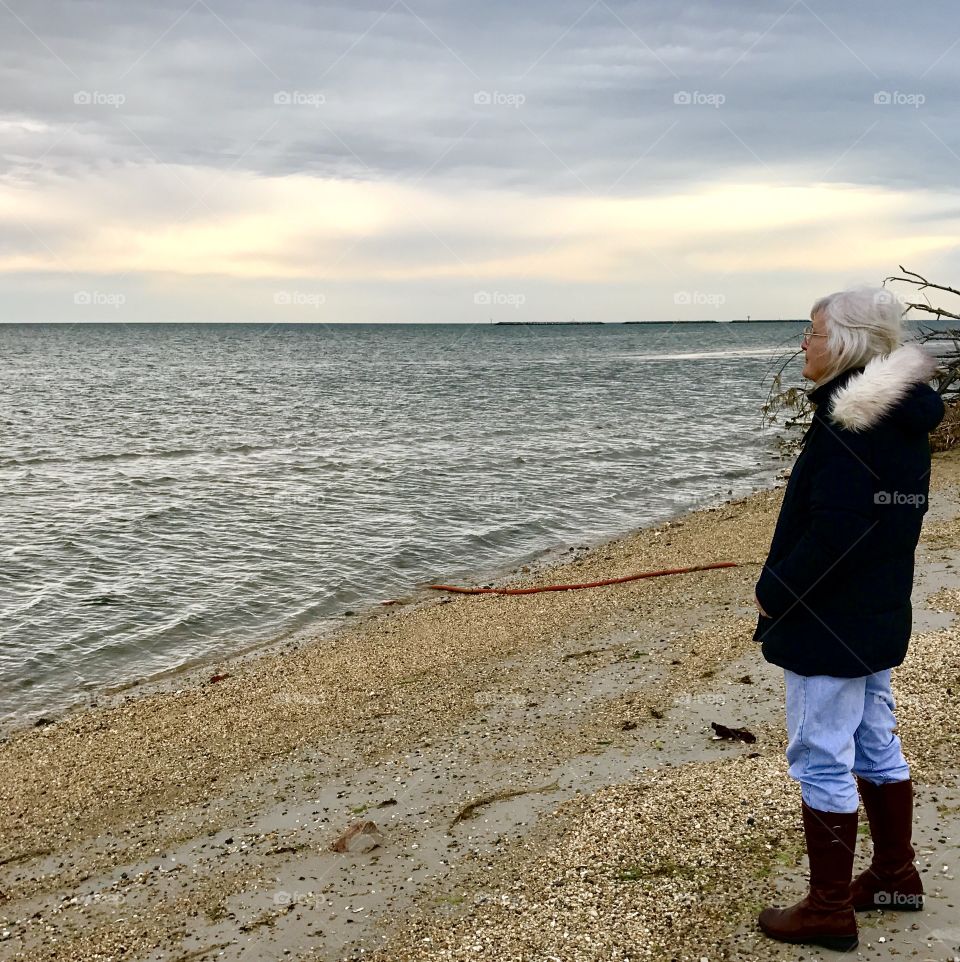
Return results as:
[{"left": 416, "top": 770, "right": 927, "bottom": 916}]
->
[{"left": 810, "top": 286, "right": 905, "bottom": 385}]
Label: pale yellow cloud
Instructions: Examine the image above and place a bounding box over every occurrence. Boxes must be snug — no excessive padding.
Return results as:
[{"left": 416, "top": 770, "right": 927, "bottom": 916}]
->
[{"left": 1, "top": 165, "right": 957, "bottom": 285}]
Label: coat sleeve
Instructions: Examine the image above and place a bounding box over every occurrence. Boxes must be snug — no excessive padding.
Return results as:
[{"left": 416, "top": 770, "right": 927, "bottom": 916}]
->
[{"left": 755, "top": 423, "right": 876, "bottom": 620}]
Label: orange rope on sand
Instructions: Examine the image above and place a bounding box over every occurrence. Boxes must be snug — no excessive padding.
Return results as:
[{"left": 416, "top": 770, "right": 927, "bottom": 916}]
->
[{"left": 426, "top": 560, "right": 738, "bottom": 595}]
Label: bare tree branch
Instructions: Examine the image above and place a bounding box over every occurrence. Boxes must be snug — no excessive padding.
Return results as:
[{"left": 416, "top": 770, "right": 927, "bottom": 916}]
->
[
  {"left": 764, "top": 266, "right": 960, "bottom": 448},
  {"left": 885, "top": 265, "right": 960, "bottom": 299},
  {"left": 885, "top": 265, "right": 960, "bottom": 321}
]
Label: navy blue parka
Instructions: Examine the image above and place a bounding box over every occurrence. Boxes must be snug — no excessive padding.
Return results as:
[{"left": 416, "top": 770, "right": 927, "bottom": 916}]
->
[{"left": 754, "top": 345, "right": 944, "bottom": 677}]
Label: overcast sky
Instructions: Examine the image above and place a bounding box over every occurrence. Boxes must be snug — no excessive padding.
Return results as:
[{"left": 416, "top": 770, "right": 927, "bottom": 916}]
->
[{"left": 1, "top": 0, "right": 959, "bottom": 322}]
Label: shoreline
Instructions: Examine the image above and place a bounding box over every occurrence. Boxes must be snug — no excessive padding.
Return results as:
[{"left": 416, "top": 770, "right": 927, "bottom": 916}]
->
[
  {"left": 3, "top": 456, "right": 786, "bottom": 740},
  {"left": 2, "top": 448, "right": 957, "bottom": 962}
]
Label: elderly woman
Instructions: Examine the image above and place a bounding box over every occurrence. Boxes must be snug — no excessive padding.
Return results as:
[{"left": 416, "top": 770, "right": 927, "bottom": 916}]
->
[{"left": 753, "top": 286, "right": 944, "bottom": 951}]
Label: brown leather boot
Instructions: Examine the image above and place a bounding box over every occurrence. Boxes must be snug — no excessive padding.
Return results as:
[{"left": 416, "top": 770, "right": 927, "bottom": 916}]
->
[
  {"left": 758, "top": 801, "right": 859, "bottom": 951},
  {"left": 850, "top": 777, "right": 924, "bottom": 911}
]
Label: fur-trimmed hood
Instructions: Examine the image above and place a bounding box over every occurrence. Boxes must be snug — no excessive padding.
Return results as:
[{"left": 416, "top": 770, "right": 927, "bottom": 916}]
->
[{"left": 815, "top": 342, "right": 944, "bottom": 434}]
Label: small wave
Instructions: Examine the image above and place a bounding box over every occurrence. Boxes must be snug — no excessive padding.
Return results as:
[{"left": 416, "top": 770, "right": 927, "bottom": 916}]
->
[
  {"left": 1, "top": 321, "right": 788, "bottom": 732},
  {"left": 1, "top": 441, "right": 286, "bottom": 468},
  {"left": 80, "top": 594, "right": 127, "bottom": 607},
  {"left": 620, "top": 347, "right": 785, "bottom": 362}
]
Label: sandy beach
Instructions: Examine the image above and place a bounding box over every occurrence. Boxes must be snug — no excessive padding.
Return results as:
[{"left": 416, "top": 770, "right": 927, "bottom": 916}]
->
[{"left": 2, "top": 449, "right": 960, "bottom": 962}]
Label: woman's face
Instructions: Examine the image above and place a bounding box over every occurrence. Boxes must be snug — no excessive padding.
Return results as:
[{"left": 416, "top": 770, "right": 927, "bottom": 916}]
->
[{"left": 802, "top": 307, "right": 832, "bottom": 382}]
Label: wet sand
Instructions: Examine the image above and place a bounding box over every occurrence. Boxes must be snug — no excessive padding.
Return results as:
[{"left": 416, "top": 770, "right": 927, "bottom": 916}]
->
[{"left": 1, "top": 449, "right": 959, "bottom": 962}]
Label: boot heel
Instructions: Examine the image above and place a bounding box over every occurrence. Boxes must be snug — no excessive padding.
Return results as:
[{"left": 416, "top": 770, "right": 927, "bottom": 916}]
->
[{"left": 814, "top": 934, "right": 859, "bottom": 952}]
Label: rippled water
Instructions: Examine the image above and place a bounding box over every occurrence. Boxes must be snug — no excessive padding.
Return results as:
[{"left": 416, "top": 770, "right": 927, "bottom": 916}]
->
[{"left": 1, "top": 321, "right": 801, "bottom": 728}]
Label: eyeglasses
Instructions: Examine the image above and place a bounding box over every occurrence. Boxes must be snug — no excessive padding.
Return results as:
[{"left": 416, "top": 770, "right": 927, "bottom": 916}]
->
[{"left": 800, "top": 327, "right": 829, "bottom": 345}]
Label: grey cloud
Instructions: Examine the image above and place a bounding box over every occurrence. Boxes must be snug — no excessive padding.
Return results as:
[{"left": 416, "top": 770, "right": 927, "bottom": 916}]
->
[{"left": 0, "top": 0, "right": 958, "bottom": 195}]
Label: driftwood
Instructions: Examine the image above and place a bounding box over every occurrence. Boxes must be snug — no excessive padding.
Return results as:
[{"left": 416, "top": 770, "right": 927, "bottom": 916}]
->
[{"left": 450, "top": 780, "right": 560, "bottom": 827}]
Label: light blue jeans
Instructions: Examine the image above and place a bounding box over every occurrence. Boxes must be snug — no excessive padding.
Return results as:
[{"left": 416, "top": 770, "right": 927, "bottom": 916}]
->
[{"left": 784, "top": 668, "right": 911, "bottom": 813}]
